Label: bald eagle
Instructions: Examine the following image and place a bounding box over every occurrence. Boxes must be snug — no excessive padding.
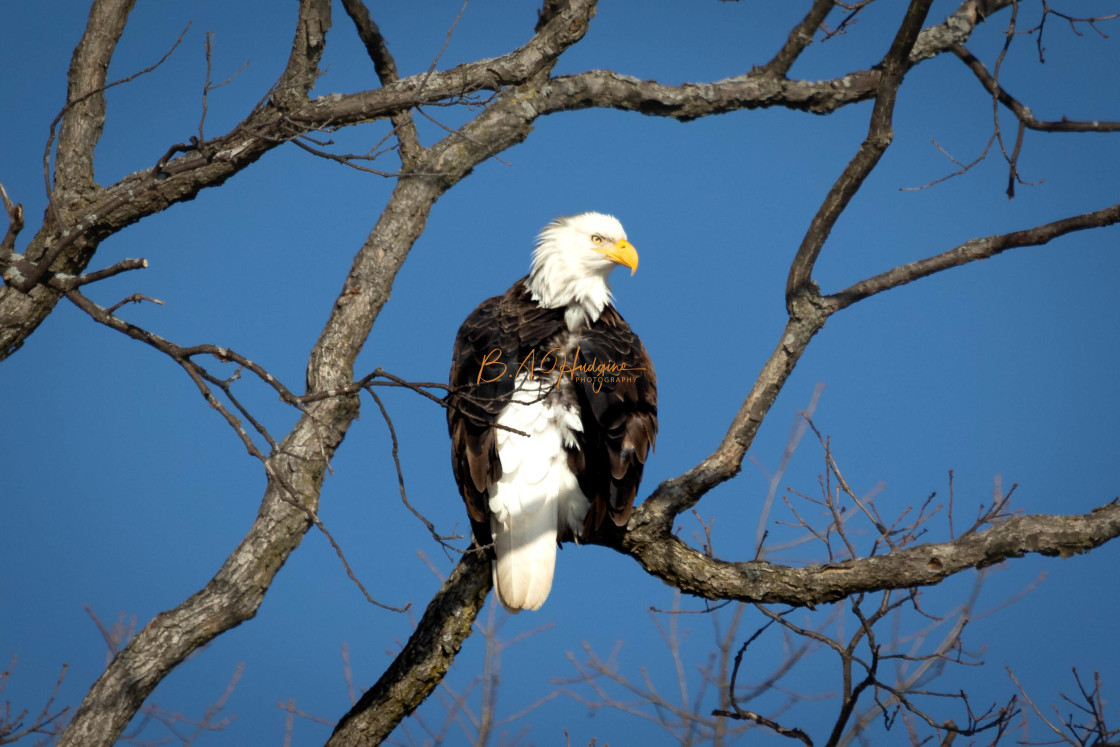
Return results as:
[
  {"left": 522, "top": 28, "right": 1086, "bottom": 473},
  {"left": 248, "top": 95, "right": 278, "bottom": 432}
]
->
[{"left": 447, "top": 213, "right": 658, "bottom": 612}]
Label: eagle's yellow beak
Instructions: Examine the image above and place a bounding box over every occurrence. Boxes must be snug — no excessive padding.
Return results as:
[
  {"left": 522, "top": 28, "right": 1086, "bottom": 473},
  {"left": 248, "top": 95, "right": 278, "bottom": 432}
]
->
[{"left": 597, "top": 238, "right": 639, "bottom": 275}]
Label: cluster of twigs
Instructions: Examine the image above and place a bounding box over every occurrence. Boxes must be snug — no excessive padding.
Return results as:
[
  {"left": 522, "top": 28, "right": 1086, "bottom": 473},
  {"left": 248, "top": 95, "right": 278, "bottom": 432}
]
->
[
  {"left": 0, "top": 658, "right": 69, "bottom": 745},
  {"left": 717, "top": 417, "right": 1025, "bottom": 745},
  {"left": 1009, "top": 667, "right": 1120, "bottom": 746},
  {"left": 0, "top": 184, "right": 150, "bottom": 298},
  {"left": 558, "top": 594, "right": 759, "bottom": 745},
  {"left": 64, "top": 278, "right": 466, "bottom": 613},
  {"left": 0, "top": 607, "right": 246, "bottom": 747},
  {"left": 903, "top": 5, "right": 1120, "bottom": 197},
  {"left": 557, "top": 405, "right": 1095, "bottom": 746}
]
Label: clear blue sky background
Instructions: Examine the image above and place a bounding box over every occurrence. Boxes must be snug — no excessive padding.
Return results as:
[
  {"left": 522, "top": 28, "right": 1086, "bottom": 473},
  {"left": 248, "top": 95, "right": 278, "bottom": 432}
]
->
[{"left": 2, "top": 1, "right": 1119, "bottom": 744}]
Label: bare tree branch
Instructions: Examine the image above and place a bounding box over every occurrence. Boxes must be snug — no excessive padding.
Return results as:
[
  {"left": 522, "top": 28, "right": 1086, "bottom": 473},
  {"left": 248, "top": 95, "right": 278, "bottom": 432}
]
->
[
  {"left": 758, "top": 0, "right": 836, "bottom": 79},
  {"left": 786, "top": 0, "right": 935, "bottom": 301},
  {"left": 338, "top": 0, "right": 422, "bottom": 167},
  {"left": 0, "top": 658, "right": 70, "bottom": 745},
  {"left": 52, "top": 0, "right": 138, "bottom": 199},
  {"left": 825, "top": 202, "right": 1120, "bottom": 311},
  {"left": 953, "top": 44, "right": 1120, "bottom": 134},
  {"left": 53, "top": 3, "right": 603, "bottom": 744},
  {"left": 0, "top": 0, "right": 1009, "bottom": 359},
  {"left": 327, "top": 552, "right": 491, "bottom": 746},
  {"left": 598, "top": 500, "right": 1120, "bottom": 606}
]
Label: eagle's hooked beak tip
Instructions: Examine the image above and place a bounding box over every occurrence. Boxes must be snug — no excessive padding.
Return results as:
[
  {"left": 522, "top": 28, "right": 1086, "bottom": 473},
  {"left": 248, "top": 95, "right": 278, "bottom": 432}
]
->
[{"left": 612, "top": 239, "right": 639, "bottom": 276}]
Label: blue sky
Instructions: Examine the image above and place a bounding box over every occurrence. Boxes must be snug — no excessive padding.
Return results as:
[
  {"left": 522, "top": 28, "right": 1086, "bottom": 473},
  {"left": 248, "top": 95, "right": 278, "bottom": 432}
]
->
[{"left": 2, "top": 1, "right": 1119, "bottom": 744}]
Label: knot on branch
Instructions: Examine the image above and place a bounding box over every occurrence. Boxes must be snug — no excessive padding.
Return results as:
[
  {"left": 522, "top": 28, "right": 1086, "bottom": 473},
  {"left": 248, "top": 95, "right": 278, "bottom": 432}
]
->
[{"left": 785, "top": 283, "right": 829, "bottom": 324}]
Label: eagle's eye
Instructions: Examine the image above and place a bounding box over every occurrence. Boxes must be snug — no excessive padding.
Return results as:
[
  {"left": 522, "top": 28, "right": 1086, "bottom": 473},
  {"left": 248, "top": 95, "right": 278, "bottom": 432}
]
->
[{"left": 590, "top": 234, "right": 604, "bottom": 244}]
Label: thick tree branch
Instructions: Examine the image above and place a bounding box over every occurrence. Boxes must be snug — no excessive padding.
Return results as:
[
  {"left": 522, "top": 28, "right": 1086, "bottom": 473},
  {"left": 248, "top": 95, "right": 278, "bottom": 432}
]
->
[
  {"left": 0, "top": 182, "right": 24, "bottom": 255},
  {"left": 56, "top": 4, "right": 601, "bottom": 742},
  {"left": 539, "top": 68, "right": 879, "bottom": 120},
  {"left": 0, "top": 0, "right": 1008, "bottom": 360},
  {"left": 785, "top": 0, "right": 934, "bottom": 302},
  {"left": 53, "top": 0, "right": 138, "bottom": 200},
  {"left": 758, "top": 0, "right": 836, "bottom": 79},
  {"left": 536, "top": 0, "right": 1005, "bottom": 122},
  {"left": 338, "top": 0, "right": 422, "bottom": 167},
  {"left": 908, "top": 0, "right": 1010, "bottom": 62},
  {"left": 272, "top": 0, "right": 331, "bottom": 109},
  {"left": 635, "top": 0, "right": 935, "bottom": 526},
  {"left": 598, "top": 502, "right": 1120, "bottom": 606},
  {"left": 289, "top": 0, "right": 598, "bottom": 128},
  {"left": 327, "top": 552, "right": 491, "bottom": 746}
]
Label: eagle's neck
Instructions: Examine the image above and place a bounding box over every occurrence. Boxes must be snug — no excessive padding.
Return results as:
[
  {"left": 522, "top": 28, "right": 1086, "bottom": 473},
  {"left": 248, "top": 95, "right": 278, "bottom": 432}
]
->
[{"left": 526, "top": 256, "right": 613, "bottom": 332}]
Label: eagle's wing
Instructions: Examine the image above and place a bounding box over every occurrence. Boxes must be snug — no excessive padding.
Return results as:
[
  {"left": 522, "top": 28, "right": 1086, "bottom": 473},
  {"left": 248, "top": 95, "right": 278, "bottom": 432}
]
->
[
  {"left": 447, "top": 280, "right": 567, "bottom": 548},
  {"left": 567, "top": 305, "right": 658, "bottom": 536}
]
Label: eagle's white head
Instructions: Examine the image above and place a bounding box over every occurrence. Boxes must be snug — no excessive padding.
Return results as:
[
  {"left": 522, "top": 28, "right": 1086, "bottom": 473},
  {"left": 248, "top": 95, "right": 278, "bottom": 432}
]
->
[{"left": 526, "top": 212, "right": 639, "bottom": 331}]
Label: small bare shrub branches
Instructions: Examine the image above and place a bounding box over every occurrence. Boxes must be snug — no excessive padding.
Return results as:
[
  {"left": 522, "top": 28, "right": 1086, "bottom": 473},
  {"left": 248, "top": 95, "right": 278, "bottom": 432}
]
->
[
  {"left": 583, "top": 416, "right": 1056, "bottom": 746},
  {"left": 902, "top": 5, "right": 1120, "bottom": 195},
  {"left": 557, "top": 595, "right": 755, "bottom": 745},
  {"left": 1008, "top": 667, "right": 1120, "bottom": 746},
  {"left": 120, "top": 664, "right": 243, "bottom": 747},
  {"left": 0, "top": 657, "right": 70, "bottom": 745}
]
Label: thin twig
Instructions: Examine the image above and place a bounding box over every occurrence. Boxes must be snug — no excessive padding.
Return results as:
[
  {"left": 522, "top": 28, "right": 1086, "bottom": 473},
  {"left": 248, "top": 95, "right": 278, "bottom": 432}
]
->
[{"left": 366, "top": 388, "right": 463, "bottom": 548}]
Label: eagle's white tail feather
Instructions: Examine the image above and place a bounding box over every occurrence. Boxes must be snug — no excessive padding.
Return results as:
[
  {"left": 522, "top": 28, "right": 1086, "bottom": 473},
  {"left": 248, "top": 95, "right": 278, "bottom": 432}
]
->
[
  {"left": 489, "top": 376, "right": 589, "bottom": 613},
  {"left": 491, "top": 501, "right": 558, "bottom": 612}
]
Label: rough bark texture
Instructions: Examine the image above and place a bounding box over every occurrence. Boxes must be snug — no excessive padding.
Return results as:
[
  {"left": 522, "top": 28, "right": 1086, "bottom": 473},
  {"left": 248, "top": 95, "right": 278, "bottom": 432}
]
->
[
  {"left": 603, "top": 503, "right": 1120, "bottom": 606},
  {"left": 0, "top": 0, "right": 999, "bottom": 357},
  {"left": 328, "top": 553, "right": 492, "bottom": 746}
]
